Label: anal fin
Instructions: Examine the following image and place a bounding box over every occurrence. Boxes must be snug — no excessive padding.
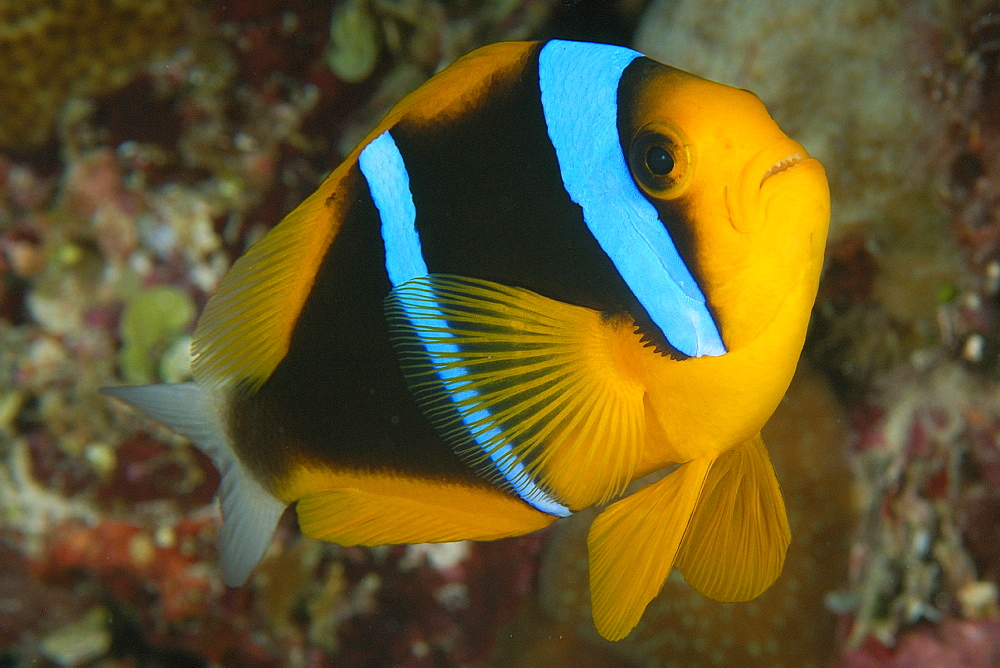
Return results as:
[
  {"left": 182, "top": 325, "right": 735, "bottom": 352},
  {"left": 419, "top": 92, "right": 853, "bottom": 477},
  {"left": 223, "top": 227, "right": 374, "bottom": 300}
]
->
[{"left": 295, "top": 475, "right": 556, "bottom": 546}]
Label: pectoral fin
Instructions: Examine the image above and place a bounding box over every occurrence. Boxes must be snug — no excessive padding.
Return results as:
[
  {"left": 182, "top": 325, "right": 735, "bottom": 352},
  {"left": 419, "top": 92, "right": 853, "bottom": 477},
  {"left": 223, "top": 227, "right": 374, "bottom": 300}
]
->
[
  {"left": 675, "top": 433, "right": 790, "bottom": 602},
  {"left": 385, "top": 274, "right": 645, "bottom": 511},
  {"left": 587, "top": 456, "right": 712, "bottom": 641}
]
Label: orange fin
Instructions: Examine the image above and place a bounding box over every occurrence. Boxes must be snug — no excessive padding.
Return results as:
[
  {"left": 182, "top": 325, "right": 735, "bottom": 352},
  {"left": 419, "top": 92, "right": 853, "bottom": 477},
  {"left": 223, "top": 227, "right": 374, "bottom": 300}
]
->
[
  {"left": 191, "top": 44, "right": 539, "bottom": 395},
  {"left": 190, "top": 178, "right": 344, "bottom": 393},
  {"left": 675, "top": 433, "right": 790, "bottom": 602},
  {"left": 385, "top": 274, "right": 645, "bottom": 511},
  {"left": 587, "top": 456, "right": 712, "bottom": 641},
  {"left": 296, "top": 476, "right": 555, "bottom": 546},
  {"left": 375, "top": 42, "right": 534, "bottom": 128}
]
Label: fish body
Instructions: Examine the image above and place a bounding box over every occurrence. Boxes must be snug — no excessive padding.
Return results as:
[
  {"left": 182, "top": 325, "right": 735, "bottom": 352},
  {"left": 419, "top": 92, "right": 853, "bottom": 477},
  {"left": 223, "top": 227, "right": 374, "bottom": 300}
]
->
[{"left": 105, "top": 40, "right": 830, "bottom": 641}]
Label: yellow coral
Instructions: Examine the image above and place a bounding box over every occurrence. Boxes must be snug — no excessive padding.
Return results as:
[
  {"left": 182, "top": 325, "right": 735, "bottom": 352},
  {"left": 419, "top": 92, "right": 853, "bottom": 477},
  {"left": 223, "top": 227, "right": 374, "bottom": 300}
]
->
[{"left": 0, "top": 0, "right": 191, "bottom": 148}]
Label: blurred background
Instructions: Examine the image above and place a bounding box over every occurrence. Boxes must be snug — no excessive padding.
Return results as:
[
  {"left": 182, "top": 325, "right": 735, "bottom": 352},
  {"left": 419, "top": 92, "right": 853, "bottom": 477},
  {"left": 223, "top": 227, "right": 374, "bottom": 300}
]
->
[{"left": 0, "top": 0, "right": 998, "bottom": 665}]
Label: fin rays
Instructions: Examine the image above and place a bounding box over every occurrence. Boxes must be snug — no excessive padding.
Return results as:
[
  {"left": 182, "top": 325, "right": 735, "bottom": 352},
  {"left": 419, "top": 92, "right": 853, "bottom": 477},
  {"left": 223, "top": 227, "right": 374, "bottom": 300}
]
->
[
  {"left": 587, "top": 456, "right": 711, "bottom": 641},
  {"left": 295, "top": 478, "right": 556, "bottom": 546},
  {"left": 586, "top": 434, "right": 790, "bottom": 641},
  {"left": 385, "top": 275, "right": 645, "bottom": 511},
  {"left": 102, "top": 383, "right": 285, "bottom": 586},
  {"left": 675, "top": 433, "right": 790, "bottom": 602},
  {"left": 192, "top": 182, "right": 344, "bottom": 393}
]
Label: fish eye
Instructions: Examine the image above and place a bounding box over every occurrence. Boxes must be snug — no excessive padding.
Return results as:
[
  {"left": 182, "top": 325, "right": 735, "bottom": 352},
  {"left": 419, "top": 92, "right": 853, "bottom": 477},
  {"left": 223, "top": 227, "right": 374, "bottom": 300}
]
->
[
  {"left": 645, "top": 145, "right": 674, "bottom": 175},
  {"left": 628, "top": 123, "right": 692, "bottom": 199}
]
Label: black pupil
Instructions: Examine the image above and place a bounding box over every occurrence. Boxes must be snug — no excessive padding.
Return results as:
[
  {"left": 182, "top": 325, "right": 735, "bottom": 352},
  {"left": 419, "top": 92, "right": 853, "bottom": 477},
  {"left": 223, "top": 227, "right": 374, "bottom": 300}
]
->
[{"left": 645, "top": 145, "right": 674, "bottom": 176}]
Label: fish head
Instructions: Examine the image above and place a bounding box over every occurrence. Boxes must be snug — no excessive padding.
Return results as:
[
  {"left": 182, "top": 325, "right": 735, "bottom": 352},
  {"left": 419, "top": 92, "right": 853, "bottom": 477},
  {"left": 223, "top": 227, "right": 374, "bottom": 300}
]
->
[{"left": 621, "top": 63, "right": 830, "bottom": 352}]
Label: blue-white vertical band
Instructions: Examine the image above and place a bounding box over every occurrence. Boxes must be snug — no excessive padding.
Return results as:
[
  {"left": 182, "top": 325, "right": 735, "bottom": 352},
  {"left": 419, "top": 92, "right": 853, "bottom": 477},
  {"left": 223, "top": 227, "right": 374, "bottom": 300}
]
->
[
  {"left": 538, "top": 40, "right": 726, "bottom": 358},
  {"left": 359, "top": 130, "right": 570, "bottom": 517},
  {"left": 359, "top": 131, "right": 427, "bottom": 285}
]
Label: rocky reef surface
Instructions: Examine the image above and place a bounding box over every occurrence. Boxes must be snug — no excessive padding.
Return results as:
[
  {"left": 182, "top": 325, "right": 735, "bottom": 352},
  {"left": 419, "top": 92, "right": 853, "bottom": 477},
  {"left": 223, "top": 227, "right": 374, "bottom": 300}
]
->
[{"left": 2, "top": 0, "right": 999, "bottom": 665}]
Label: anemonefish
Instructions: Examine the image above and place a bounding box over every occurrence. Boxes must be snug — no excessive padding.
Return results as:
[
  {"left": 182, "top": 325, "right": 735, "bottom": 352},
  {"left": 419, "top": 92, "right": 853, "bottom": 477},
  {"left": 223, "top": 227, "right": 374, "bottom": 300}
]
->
[{"left": 104, "top": 39, "right": 830, "bottom": 641}]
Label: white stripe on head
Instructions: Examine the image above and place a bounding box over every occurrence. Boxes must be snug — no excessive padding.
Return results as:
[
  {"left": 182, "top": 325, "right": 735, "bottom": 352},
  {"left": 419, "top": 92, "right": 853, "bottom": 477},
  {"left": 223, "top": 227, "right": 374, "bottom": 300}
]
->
[{"left": 538, "top": 40, "right": 725, "bottom": 357}]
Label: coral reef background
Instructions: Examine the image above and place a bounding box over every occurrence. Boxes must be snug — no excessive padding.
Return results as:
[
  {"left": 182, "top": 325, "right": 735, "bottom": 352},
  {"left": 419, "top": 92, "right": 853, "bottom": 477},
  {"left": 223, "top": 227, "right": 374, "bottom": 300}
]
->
[{"left": 1, "top": 0, "right": 999, "bottom": 665}]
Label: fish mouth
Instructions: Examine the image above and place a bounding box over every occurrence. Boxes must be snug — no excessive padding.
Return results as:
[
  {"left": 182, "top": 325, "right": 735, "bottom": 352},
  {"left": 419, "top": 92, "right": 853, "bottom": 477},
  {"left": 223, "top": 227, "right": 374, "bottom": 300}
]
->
[
  {"left": 727, "top": 138, "right": 814, "bottom": 233},
  {"left": 760, "top": 152, "right": 808, "bottom": 186},
  {"left": 715, "top": 137, "right": 830, "bottom": 351}
]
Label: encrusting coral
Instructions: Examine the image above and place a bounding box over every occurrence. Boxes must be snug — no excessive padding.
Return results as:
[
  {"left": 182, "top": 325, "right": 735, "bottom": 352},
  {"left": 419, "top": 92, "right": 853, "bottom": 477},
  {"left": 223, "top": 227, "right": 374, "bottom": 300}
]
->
[{"left": 0, "top": 0, "right": 192, "bottom": 149}]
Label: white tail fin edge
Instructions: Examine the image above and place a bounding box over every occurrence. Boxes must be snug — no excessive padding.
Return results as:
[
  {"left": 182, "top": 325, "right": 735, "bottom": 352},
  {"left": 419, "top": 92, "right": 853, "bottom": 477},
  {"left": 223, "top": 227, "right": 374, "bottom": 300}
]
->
[{"left": 102, "top": 383, "right": 286, "bottom": 586}]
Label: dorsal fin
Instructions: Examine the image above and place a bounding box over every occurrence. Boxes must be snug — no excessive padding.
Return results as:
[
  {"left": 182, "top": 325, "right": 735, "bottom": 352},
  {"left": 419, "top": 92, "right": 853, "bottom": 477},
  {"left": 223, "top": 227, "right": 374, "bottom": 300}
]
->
[
  {"left": 190, "top": 174, "right": 349, "bottom": 392},
  {"left": 191, "top": 42, "right": 538, "bottom": 393},
  {"left": 379, "top": 41, "right": 536, "bottom": 128}
]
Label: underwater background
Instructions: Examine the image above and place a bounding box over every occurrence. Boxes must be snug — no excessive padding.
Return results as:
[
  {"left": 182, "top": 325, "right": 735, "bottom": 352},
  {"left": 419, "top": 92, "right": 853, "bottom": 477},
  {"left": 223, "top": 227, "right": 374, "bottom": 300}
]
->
[{"left": 0, "top": 0, "right": 998, "bottom": 665}]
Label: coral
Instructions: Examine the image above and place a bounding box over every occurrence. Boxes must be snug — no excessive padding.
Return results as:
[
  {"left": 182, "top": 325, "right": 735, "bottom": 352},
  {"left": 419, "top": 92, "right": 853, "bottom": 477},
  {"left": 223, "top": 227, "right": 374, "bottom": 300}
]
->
[
  {"left": 532, "top": 366, "right": 853, "bottom": 666},
  {"left": 325, "top": 0, "right": 381, "bottom": 83},
  {"left": 826, "top": 7, "right": 1000, "bottom": 658},
  {"left": 0, "top": 0, "right": 194, "bottom": 149},
  {"left": 327, "top": 535, "right": 548, "bottom": 665},
  {"left": 807, "top": 231, "right": 911, "bottom": 398},
  {"left": 840, "top": 361, "right": 1000, "bottom": 653},
  {"left": 38, "top": 606, "right": 112, "bottom": 666},
  {"left": 0, "top": 539, "right": 102, "bottom": 662},
  {"left": 933, "top": 1, "right": 1000, "bottom": 375},
  {"left": 31, "top": 1, "right": 1000, "bottom": 664}
]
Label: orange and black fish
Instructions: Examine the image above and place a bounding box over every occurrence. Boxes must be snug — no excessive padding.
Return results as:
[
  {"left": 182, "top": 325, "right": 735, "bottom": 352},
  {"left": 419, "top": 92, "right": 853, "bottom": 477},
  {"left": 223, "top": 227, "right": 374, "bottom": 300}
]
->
[{"left": 105, "top": 39, "right": 830, "bottom": 641}]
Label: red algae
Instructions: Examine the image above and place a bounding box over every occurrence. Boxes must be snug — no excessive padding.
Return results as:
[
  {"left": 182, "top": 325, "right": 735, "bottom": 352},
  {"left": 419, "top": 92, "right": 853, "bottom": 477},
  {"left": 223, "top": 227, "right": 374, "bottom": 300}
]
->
[
  {"left": 95, "top": 433, "right": 219, "bottom": 510},
  {"left": 936, "top": 2, "right": 1000, "bottom": 377},
  {"left": 842, "top": 619, "right": 1000, "bottom": 668}
]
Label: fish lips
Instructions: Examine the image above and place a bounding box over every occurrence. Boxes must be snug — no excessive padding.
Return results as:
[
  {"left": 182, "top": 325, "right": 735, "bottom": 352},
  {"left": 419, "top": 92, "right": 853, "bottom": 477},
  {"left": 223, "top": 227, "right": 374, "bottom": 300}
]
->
[
  {"left": 727, "top": 137, "right": 820, "bottom": 234},
  {"left": 713, "top": 139, "right": 830, "bottom": 351}
]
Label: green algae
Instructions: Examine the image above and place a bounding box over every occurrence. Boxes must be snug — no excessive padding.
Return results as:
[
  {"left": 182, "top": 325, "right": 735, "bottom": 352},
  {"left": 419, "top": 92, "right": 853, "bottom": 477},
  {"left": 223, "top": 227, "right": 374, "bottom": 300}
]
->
[
  {"left": 325, "top": 0, "right": 380, "bottom": 83},
  {"left": 118, "top": 286, "right": 195, "bottom": 384}
]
